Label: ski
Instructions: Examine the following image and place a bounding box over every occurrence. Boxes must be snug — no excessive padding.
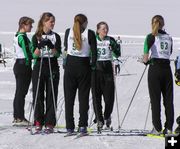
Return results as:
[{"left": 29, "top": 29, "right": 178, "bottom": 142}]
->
[
  {"left": 64, "top": 132, "right": 77, "bottom": 137},
  {"left": 1, "top": 125, "right": 157, "bottom": 137},
  {"left": 146, "top": 134, "right": 165, "bottom": 139},
  {"left": 106, "top": 132, "right": 147, "bottom": 136},
  {"left": 30, "top": 128, "right": 44, "bottom": 135},
  {"left": 13, "top": 124, "right": 30, "bottom": 128},
  {"left": 146, "top": 133, "right": 177, "bottom": 139},
  {"left": 72, "top": 132, "right": 148, "bottom": 137},
  {"left": 89, "top": 128, "right": 150, "bottom": 134},
  {"left": 78, "top": 129, "right": 151, "bottom": 137},
  {"left": 30, "top": 129, "right": 61, "bottom": 135},
  {"left": 0, "top": 125, "right": 30, "bottom": 131},
  {"left": 74, "top": 132, "right": 89, "bottom": 139}
]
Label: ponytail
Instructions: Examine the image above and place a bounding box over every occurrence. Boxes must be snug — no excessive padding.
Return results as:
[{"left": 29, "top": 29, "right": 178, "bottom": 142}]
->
[
  {"left": 151, "top": 15, "right": 164, "bottom": 36},
  {"left": 152, "top": 21, "right": 160, "bottom": 36},
  {"left": 73, "top": 20, "right": 82, "bottom": 50},
  {"left": 73, "top": 14, "right": 87, "bottom": 50}
]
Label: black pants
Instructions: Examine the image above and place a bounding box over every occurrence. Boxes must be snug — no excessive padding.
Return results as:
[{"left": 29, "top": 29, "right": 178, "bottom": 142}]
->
[
  {"left": 93, "top": 61, "right": 115, "bottom": 123},
  {"left": 115, "top": 64, "right": 120, "bottom": 75},
  {"left": 13, "top": 60, "right": 32, "bottom": 119},
  {"left": 64, "top": 55, "right": 91, "bottom": 129},
  {"left": 148, "top": 63, "right": 174, "bottom": 131},
  {"left": 32, "top": 58, "right": 59, "bottom": 126}
]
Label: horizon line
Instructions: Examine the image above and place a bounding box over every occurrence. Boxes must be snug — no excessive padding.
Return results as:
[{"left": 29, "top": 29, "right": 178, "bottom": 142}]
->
[{"left": 1, "top": 31, "right": 180, "bottom": 40}]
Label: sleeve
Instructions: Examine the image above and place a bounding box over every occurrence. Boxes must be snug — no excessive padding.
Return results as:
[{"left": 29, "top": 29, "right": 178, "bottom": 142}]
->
[
  {"left": 110, "top": 37, "right": 120, "bottom": 58},
  {"left": 64, "top": 28, "right": 70, "bottom": 51},
  {"left": 88, "top": 29, "right": 97, "bottom": 68},
  {"left": 54, "top": 33, "right": 62, "bottom": 58},
  {"left": 31, "top": 34, "right": 39, "bottom": 59},
  {"left": 18, "top": 35, "right": 27, "bottom": 56},
  {"left": 18, "top": 35, "right": 30, "bottom": 64},
  {"left": 144, "top": 33, "right": 155, "bottom": 54}
]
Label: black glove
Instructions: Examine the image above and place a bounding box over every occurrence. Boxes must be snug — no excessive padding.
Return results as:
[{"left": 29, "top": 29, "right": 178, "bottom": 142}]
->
[
  {"left": 143, "top": 61, "right": 149, "bottom": 66},
  {"left": 46, "top": 39, "right": 55, "bottom": 49},
  {"left": 37, "top": 40, "right": 46, "bottom": 49},
  {"left": 143, "top": 60, "right": 150, "bottom": 66},
  {"left": 175, "top": 69, "right": 180, "bottom": 80}
]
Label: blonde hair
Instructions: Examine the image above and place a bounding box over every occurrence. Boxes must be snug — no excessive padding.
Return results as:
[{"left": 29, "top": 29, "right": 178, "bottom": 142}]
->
[
  {"left": 18, "top": 16, "right": 34, "bottom": 31},
  {"left": 151, "top": 15, "right": 164, "bottom": 36},
  {"left": 35, "top": 12, "right": 55, "bottom": 40},
  {"left": 73, "top": 14, "right": 87, "bottom": 50}
]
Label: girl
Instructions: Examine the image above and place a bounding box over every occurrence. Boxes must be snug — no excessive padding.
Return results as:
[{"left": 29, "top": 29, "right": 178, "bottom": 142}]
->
[
  {"left": 13, "top": 16, "right": 34, "bottom": 126},
  {"left": 64, "top": 14, "right": 97, "bottom": 135},
  {"left": 143, "top": 15, "right": 174, "bottom": 135},
  {"left": 93, "top": 22, "right": 120, "bottom": 130},
  {"left": 31, "top": 12, "right": 61, "bottom": 133},
  {"left": 174, "top": 54, "right": 180, "bottom": 133}
]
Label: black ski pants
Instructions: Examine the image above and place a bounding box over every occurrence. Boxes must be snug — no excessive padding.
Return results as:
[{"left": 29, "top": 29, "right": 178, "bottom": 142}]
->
[
  {"left": 64, "top": 55, "right": 91, "bottom": 130},
  {"left": 32, "top": 58, "right": 59, "bottom": 126},
  {"left": 93, "top": 61, "right": 115, "bottom": 123},
  {"left": 13, "top": 59, "right": 32, "bottom": 119},
  {"left": 148, "top": 61, "right": 174, "bottom": 131}
]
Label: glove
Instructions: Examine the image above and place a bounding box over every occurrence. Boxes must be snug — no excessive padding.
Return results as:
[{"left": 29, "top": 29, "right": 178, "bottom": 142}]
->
[
  {"left": 143, "top": 61, "right": 149, "bottom": 66},
  {"left": 175, "top": 69, "right": 180, "bottom": 80},
  {"left": 46, "top": 39, "right": 55, "bottom": 49},
  {"left": 37, "top": 40, "right": 46, "bottom": 49}
]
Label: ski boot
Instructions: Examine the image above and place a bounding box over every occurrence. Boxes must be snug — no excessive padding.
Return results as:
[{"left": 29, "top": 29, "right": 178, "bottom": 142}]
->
[
  {"left": 150, "top": 127, "right": 162, "bottom": 136},
  {"left": 97, "top": 121, "right": 103, "bottom": 134},
  {"left": 105, "top": 117, "right": 112, "bottom": 130},
  {"left": 64, "top": 129, "right": 76, "bottom": 137},
  {"left": 76, "top": 127, "right": 88, "bottom": 138},
  {"left": 162, "top": 128, "right": 172, "bottom": 135},
  {"left": 44, "top": 125, "right": 54, "bottom": 134},
  {"left": 175, "top": 125, "right": 180, "bottom": 134}
]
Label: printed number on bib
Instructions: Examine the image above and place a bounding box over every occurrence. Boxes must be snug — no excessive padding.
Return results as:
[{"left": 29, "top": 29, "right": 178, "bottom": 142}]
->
[
  {"left": 160, "top": 42, "right": 168, "bottom": 50},
  {"left": 98, "top": 48, "right": 106, "bottom": 57}
]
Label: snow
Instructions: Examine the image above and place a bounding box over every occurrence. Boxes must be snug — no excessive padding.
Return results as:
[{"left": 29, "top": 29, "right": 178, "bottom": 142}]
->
[
  {"left": 0, "top": 43, "right": 180, "bottom": 149},
  {"left": 0, "top": 0, "right": 180, "bottom": 148}
]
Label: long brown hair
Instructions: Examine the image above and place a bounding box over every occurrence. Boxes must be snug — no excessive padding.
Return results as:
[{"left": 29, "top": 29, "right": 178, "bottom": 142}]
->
[
  {"left": 18, "top": 16, "right": 34, "bottom": 32},
  {"left": 151, "top": 15, "right": 164, "bottom": 36},
  {"left": 35, "top": 12, "right": 55, "bottom": 40},
  {"left": 73, "top": 14, "right": 88, "bottom": 50}
]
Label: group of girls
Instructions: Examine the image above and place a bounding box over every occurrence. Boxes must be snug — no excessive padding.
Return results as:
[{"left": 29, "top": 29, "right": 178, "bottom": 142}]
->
[{"left": 13, "top": 12, "right": 180, "bottom": 135}]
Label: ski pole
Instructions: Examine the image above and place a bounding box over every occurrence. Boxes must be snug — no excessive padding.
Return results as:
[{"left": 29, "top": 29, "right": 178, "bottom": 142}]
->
[
  {"left": 120, "top": 56, "right": 130, "bottom": 75},
  {"left": 114, "top": 75, "right": 121, "bottom": 131},
  {"left": 144, "top": 101, "right": 151, "bottom": 130},
  {"left": 47, "top": 48, "right": 58, "bottom": 130},
  {"left": 120, "top": 65, "right": 148, "bottom": 128},
  {"left": 28, "top": 50, "right": 44, "bottom": 133}
]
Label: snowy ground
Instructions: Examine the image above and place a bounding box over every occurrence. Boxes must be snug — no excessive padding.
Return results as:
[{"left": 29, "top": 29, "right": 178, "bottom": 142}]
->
[
  {"left": 0, "top": 44, "right": 180, "bottom": 149},
  {"left": 0, "top": 1, "right": 180, "bottom": 148}
]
